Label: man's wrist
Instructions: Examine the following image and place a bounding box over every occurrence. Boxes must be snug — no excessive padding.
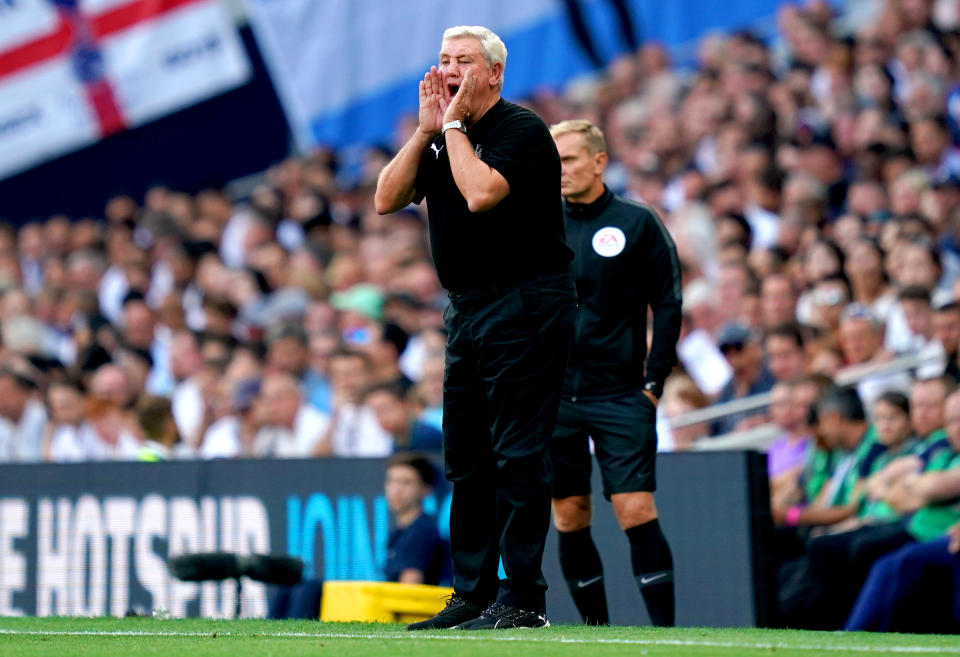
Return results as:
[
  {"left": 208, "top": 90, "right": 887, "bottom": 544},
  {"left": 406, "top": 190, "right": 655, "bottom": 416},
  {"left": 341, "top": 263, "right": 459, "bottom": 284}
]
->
[
  {"left": 442, "top": 119, "right": 467, "bottom": 134},
  {"left": 643, "top": 381, "right": 662, "bottom": 399}
]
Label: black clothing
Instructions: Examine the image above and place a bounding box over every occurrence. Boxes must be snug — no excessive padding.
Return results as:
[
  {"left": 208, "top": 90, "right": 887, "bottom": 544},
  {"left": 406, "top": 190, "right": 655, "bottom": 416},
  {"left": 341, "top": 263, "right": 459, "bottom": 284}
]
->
[
  {"left": 406, "top": 595, "right": 484, "bottom": 631},
  {"left": 384, "top": 512, "right": 451, "bottom": 586},
  {"left": 455, "top": 601, "right": 549, "bottom": 629},
  {"left": 414, "top": 98, "right": 574, "bottom": 295},
  {"left": 561, "top": 187, "right": 682, "bottom": 400},
  {"left": 558, "top": 526, "right": 609, "bottom": 625},
  {"left": 627, "top": 518, "right": 676, "bottom": 627},
  {"left": 551, "top": 186, "right": 681, "bottom": 499},
  {"left": 778, "top": 522, "right": 915, "bottom": 630},
  {"left": 413, "top": 92, "right": 577, "bottom": 612},
  {"left": 551, "top": 390, "right": 658, "bottom": 498},
  {"left": 414, "top": 95, "right": 577, "bottom": 615},
  {"left": 443, "top": 272, "right": 576, "bottom": 612},
  {"left": 549, "top": 185, "right": 680, "bottom": 627}
]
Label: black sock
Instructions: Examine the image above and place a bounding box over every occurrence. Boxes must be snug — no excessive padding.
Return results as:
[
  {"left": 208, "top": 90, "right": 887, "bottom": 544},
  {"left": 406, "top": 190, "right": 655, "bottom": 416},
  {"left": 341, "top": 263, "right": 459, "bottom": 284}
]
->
[
  {"left": 558, "top": 527, "right": 609, "bottom": 625},
  {"left": 625, "top": 518, "right": 675, "bottom": 627}
]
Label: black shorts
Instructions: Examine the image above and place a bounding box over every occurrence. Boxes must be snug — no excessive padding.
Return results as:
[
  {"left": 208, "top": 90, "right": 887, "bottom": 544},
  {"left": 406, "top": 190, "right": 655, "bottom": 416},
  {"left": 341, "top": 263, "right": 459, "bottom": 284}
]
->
[{"left": 549, "top": 391, "right": 658, "bottom": 499}]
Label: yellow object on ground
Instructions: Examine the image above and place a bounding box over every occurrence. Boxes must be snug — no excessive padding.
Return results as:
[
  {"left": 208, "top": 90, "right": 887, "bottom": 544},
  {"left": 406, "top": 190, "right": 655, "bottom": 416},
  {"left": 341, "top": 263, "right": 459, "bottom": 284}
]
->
[{"left": 320, "top": 581, "right": 454, "bottom": 623}]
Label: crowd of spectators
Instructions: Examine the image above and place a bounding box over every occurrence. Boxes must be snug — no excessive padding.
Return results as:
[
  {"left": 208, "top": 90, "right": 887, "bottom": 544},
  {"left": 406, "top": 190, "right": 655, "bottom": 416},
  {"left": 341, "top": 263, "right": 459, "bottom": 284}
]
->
[
  {"left": 0, "top": 173, "right": 449, "bottom": 461},
  {"left": 3, "top": 0, "right": 960, "bottom": 631}
]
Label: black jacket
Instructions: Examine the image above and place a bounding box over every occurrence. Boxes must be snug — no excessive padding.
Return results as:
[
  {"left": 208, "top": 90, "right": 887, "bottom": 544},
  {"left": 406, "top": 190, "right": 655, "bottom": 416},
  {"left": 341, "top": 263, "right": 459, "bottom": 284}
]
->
[{"left": 563, "top": 187, "right": 682, "bottom": 401}]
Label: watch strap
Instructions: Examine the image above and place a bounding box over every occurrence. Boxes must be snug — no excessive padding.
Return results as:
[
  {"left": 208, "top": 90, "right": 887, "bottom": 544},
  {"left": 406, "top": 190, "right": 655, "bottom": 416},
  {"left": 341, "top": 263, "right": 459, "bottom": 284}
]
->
[{"left": 442, "top": 120, "right": 466, "bottom": 134}]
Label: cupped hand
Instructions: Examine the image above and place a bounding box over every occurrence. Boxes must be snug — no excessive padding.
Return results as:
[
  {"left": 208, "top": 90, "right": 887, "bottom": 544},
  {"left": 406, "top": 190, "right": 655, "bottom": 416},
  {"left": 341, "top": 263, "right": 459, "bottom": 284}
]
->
[
  {"left": 418, "top": 66, "right": 449, "bottom": 136},
  {"left": 443, "top": 67, "right": 476, "bottom": 125}
]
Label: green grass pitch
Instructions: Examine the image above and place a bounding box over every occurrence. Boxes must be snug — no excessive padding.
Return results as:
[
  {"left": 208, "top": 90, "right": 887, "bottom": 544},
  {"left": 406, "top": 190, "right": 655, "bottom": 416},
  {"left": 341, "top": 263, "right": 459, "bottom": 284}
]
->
[{"left": 2, "top": 617, "right": 958, "bottom": 656}]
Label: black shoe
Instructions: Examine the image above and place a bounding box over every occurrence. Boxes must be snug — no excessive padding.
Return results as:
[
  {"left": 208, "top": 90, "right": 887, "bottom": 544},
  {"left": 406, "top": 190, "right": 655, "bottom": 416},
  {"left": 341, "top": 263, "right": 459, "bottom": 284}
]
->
[
  {"left": 453, "top": 602, "right": 549, "bottom": 630},
  {"left": 406, "top": 594, "right": 484, "bottom": 630}
]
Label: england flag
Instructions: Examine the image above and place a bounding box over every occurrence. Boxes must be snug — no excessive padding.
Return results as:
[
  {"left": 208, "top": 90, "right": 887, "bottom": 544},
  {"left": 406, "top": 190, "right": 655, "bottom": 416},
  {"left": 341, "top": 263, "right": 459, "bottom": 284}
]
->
[{"left": 0, "top": 0, "right": 251, "bottom": 181}]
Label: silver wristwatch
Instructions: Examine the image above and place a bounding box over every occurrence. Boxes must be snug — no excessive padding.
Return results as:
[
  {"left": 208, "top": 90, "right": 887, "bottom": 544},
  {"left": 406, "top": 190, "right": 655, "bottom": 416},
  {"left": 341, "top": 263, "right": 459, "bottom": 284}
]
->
[{"left": 442, "top": 119, "right": 467, "bottom": 134}]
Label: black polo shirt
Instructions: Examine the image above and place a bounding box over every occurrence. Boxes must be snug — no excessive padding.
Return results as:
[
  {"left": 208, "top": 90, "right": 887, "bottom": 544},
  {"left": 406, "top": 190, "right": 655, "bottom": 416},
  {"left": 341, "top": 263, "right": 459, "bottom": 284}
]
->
[{"left": 414, "top": 98, "right": 573, "bottom": 294}]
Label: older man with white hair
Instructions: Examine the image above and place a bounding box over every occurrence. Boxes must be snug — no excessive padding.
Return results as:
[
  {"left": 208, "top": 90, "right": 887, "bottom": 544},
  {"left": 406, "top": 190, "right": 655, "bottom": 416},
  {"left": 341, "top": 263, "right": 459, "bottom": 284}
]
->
[{"left": 376, "top": 25, "right": 576, "bottom": 630}]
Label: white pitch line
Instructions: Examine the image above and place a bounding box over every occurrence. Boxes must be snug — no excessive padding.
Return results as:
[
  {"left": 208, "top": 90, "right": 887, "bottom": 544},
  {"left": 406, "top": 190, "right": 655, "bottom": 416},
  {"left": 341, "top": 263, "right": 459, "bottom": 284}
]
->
[{"left": 0, "top": 628, "right": 958, "bottom": 653}]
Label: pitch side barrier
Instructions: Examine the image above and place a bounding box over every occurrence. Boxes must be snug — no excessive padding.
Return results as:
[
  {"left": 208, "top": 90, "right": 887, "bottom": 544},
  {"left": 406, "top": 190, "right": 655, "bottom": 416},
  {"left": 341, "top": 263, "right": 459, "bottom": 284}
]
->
[
  {"left": 0, "top": 452, "right": 774, "bottom": 626},
  {"left": 670, "top": 349, "right": 944, "bottom": 430}
]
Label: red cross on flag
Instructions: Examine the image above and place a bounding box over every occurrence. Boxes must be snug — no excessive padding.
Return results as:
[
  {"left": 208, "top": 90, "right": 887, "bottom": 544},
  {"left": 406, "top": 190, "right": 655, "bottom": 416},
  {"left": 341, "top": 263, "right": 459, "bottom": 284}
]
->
[{"left": 0, "top": 0, "right": 251, "bottom": 181}]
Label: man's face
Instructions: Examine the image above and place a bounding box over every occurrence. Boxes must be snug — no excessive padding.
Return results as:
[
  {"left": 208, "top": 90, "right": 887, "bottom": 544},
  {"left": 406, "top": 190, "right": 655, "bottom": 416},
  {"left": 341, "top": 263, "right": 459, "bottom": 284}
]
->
[
  {"left": 839, "top": 317, "right": 881, "bottom": 364},
  {"left": 910, "top": 120, "right": 947, "bottom": 165},
  {"left": 329, "top": 355, "right": 370, "bottom": 404},
  {"left": 899, "top": 245, "right": 938, "bottom": 290},
  {"left": 815, "top": 410, "right": 844, "bottom": 448},
  {"left": 761, "top": 276, "right": 796, "bottom": 327},
  {"left": 267, "top": 336, "right": 308, "bottom": 377},
  {"left": 765, "top": 335, "right": 806, "bottom": 382},
  {"left": 769, "top": 384, "right": 794, "bottom": 430},
  {"left": 555, "top": 133, "right": 605, "bottom": 201},
  {"left": 910, "top": 380, "right": 946, "bottom": 437},
  {"left": 123, "top": 302, "right": 155, "bottom": 350},
  {"left": 811, "top": 281, "right": 849, "bottom": 329},
  {"left": 873, "top": 399, "right": 912, "bottom": 446},
  {"left": 790, "top": 382, "right": 820, "bottom": 429},
  {"left": 385, "top": 465, "right": 428, "bottom": 515},
  {"left": 258, "top": 377, "right": 300, "bottom": 428},
  {"left": 366, "top": 390, "right": 408, "bottom": 436},
  {"left": 48, "top": 385, "right": 83, "bottom": 425},
  {"left": 901, "top": 299, "right": 932, "bottom": 339},
  {"left": 933, "top": 309, "right": 960, "bottom": 355},
  {"left": 0, "top": 376, "right": 27, "bottom": 420},
  {"left": 943, "top": 394, "right": 960, "bottom": 450},
  {"left": 170, "top": 332, "right": 202, "bottom": 381},
  {"left": 439, "top": 37, "right": 499, "bottom": 116}
]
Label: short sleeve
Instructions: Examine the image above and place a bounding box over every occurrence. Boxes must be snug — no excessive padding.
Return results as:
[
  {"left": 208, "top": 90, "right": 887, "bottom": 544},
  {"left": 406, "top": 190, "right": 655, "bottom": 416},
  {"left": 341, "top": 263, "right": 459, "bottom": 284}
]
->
[
  {"left": 393, "top": 523, "right": 440, "bottom": 574},
  {"left": 478, "top": 113, "right": 555, "bottom": 191},
  {"left": 413, "top": 144, "right": 435, "bottom": 204}
]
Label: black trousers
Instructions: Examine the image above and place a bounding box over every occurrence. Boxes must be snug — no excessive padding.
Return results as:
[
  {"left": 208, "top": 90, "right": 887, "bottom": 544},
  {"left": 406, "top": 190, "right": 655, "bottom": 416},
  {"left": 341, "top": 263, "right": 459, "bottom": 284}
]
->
[
  {"left": 778, "top": 522, "right": 914, "bottom": 629},
  {"left": 442, "top": 272, "right": 577, "bottom": 612}
]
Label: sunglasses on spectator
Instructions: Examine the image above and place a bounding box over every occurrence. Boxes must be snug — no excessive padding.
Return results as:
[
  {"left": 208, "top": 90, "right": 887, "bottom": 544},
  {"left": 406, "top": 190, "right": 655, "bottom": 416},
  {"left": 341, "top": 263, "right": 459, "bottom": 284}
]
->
[
  {"left": 841, "top": 302, "right": 881, "bottom": 325},
  {"left": 720, "top": 342, "right": 745, "bottom": 354},
  {"left": 813, "top": 288, "right": 846, "bottom": 307}
]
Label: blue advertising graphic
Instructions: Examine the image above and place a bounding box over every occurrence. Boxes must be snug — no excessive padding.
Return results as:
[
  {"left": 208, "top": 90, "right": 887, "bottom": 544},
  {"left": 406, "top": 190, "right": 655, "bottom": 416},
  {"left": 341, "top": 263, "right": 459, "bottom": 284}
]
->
[{"left": 0, "top": 453, "right": 771, "bottom": 625}]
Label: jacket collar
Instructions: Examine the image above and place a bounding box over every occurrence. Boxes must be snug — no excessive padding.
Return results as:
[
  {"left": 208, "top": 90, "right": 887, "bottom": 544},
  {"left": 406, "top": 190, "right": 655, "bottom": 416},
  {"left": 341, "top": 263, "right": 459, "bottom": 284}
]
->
[{"left": 563, "top": 185, "right": 614, "bottom": 220}]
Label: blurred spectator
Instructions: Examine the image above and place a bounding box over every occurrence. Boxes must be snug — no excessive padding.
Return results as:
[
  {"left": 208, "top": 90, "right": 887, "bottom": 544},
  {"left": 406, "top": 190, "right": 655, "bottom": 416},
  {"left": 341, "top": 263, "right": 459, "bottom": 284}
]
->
[
  {"left": 78, "top": 395, "right": 140, "bottom": 460},
  {"left": 135, "top": 395, "right": 192, "bottom": 461},
  {"left": 253, "top": 373, "right": 330, "bottom": 458},
  {"left": 383, "top": 452, "right": 451, "bottom": 585},
  {"left": 0, "top": 368, "right": 46, "bottom": 462},
  {"left": 838, "top": 303, "right": 913, "bottom": 407},
  {"left": 8, "top": 0, "right": 960, "bottom": 490},
  {"left": 658, "top": 375, "right": 710, "bottom": 451},
  {"left": 765, "top": 322, "right": 808, "bottom": 383},
  {"left": 303, "top": 330, "right": 338, "bottom": 413},
  {"left": 199, "top": 378, "right": 261, "bottom": 459},
  {"left": 711, "top": 323, "right": 774, "bottom": 435},
  {"left": 932, "top": 301, "right": 960, "bottom": 380},
  {"left": 363, "top": 382, "right": 442, "bottom": 452},
  {"left": 761, "top": 273, "right": 799, "bottom": 331},
  {"left": 315, "top": 349, "right": 392, "bottom": 457},
  {"left": 43, "top": 379, "right": 86, "bottom": 462}
]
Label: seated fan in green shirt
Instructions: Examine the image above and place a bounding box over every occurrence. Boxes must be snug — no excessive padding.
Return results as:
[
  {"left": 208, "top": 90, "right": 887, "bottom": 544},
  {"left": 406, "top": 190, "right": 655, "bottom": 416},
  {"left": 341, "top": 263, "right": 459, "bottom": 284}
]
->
[{"left": 778, "top": 385, "right": 960, "bottom": 630}]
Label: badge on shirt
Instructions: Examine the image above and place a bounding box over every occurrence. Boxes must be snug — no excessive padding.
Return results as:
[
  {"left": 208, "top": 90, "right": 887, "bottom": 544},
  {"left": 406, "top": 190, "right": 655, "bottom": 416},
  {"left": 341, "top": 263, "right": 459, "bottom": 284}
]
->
[{"left": 592, "top": 226, "right": 626, "bottom": 257}]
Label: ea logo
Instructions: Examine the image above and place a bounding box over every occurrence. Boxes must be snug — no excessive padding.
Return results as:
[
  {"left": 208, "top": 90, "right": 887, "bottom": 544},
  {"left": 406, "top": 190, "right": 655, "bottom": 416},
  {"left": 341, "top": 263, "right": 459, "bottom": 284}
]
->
[{"left": 592, "top": 227, "right": 626, "bottom": 257}]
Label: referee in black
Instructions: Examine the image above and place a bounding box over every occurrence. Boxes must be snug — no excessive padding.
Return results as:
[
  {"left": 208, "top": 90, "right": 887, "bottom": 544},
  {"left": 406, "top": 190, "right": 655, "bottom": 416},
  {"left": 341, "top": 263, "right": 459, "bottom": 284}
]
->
[
  {"left": 548, "top": 120, "right": 682, "bottom": 626},
  {"left": 375, "top": 26, "right": 576, "bottom": 630}
]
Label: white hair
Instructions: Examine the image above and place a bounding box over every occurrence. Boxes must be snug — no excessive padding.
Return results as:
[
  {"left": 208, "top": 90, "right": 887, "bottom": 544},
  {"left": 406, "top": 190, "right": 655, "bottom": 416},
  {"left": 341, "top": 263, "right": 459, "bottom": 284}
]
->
[{"left": 441, "top": 25, "right": 507, "bottom": 89}]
